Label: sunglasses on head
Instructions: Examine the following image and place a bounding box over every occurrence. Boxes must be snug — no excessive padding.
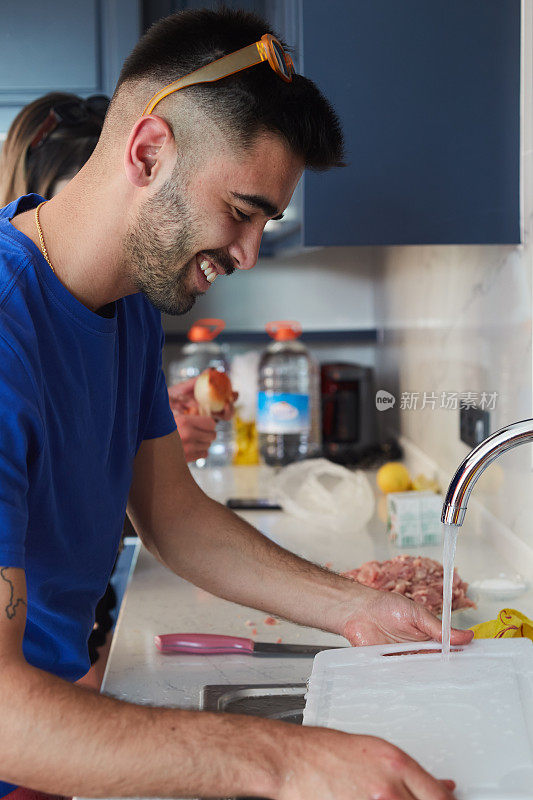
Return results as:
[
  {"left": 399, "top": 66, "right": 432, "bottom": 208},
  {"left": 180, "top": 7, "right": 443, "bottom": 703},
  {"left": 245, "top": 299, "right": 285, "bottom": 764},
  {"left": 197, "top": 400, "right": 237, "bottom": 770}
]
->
[
  {"left": 142, "top": 33, "right": 294, "bottom": 116},
  {"left": 29, "top": 95, "right": 110, "bottom": 152}
]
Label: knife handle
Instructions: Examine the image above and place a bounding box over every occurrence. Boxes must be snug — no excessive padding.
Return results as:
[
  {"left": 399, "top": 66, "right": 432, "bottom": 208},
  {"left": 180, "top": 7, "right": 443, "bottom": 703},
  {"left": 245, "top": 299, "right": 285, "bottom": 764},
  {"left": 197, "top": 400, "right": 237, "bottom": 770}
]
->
[{"left": 154, "top": 633, "right": 255, "bottom": 654}]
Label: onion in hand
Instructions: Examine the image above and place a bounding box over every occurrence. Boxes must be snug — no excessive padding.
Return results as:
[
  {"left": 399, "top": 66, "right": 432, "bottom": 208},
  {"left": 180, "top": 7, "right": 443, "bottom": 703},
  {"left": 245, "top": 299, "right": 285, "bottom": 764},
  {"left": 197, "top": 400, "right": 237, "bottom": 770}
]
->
[{"left": 194, "top": 368, "right": 234, "bottom": 417}]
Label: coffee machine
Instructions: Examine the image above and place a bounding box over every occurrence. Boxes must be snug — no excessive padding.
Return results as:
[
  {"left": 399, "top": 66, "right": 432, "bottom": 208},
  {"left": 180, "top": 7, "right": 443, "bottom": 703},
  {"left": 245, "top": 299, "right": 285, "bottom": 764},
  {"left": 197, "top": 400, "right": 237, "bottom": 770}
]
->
[{"left": 321, "top": 362, "right": 378, "bottom": 464}]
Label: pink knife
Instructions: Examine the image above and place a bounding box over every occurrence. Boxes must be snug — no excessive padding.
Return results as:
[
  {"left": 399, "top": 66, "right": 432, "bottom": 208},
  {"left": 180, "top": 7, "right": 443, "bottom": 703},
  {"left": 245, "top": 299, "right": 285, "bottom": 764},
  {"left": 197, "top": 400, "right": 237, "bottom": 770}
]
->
[{"left": 154, "top": 632, "right": 339, "bottom": 656}]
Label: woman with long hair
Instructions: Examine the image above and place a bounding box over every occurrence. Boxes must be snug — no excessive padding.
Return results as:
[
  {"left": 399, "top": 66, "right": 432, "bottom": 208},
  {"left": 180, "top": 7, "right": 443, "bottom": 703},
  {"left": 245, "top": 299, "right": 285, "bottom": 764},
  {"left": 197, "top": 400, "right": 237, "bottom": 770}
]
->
[{"left": 0, "top": 92, "right": 107, "bottom": 205}]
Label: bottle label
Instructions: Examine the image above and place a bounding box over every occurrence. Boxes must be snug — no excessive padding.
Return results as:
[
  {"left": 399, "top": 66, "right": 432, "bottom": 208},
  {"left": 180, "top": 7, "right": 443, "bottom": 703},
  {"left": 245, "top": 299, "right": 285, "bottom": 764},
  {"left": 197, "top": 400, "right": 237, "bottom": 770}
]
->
[{"left": 256, "top": 392, "right": 310, "bottom": 434}]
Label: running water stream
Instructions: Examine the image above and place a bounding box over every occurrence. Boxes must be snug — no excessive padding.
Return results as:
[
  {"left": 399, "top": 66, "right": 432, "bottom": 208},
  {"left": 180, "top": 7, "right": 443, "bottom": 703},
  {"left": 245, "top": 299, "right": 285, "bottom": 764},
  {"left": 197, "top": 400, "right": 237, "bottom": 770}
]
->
[{"left": 441, "top": 523, "right": 459, "bottom": 658}]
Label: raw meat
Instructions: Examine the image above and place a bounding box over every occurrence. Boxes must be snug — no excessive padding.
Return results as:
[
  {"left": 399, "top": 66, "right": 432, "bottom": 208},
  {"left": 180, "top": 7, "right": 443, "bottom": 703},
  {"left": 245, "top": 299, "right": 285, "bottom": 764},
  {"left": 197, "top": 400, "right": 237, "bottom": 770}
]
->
[{"left": 342, "top": 555, "right": 476, "bottom": 614}]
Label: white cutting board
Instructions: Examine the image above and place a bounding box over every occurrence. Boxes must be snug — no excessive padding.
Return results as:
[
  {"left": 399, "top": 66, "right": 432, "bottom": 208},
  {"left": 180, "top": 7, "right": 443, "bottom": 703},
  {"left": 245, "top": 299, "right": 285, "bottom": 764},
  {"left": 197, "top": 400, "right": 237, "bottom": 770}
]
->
[{"left": 303, "top": 640, "right": 533, "bottom": 800}]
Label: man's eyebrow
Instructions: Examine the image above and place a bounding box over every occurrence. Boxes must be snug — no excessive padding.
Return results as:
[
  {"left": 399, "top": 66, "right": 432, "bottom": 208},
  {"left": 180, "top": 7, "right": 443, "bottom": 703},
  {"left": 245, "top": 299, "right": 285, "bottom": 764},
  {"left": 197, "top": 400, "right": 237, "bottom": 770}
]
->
[{"left": 230, "top": 192, "right": 284, "bottom": 220}]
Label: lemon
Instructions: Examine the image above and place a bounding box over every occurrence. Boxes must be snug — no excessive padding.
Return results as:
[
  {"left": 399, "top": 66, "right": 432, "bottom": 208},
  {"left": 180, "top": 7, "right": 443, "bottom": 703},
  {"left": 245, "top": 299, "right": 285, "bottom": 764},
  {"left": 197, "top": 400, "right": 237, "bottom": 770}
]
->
[{"left": 376, "top": 462, "right": 412, "bottom": 493}]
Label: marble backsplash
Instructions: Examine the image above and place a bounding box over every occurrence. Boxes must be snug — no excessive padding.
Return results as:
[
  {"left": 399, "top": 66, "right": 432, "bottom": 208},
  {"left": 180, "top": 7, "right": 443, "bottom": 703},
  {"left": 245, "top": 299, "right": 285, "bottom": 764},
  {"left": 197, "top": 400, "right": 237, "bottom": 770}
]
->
[{"left": 373, "top": 241, "right": 533, "bottom": 551}]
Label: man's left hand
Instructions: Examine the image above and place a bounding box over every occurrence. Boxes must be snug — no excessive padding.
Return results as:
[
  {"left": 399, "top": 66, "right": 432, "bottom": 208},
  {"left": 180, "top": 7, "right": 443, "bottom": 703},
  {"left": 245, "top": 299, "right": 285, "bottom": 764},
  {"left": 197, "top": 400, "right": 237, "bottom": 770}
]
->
[{"left": 340, "top": 585, "right": 474, "bottom": 647}]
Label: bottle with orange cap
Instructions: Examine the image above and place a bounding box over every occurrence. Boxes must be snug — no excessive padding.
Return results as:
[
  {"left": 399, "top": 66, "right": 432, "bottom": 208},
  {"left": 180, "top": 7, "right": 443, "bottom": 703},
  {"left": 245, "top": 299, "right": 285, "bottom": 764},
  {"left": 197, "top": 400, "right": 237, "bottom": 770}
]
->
[
  {"left": 257, "top": 321, "right": 321, "bottom": 466},
  {"left": 168, "top": 319, "right": 233, "bottom": 467}
]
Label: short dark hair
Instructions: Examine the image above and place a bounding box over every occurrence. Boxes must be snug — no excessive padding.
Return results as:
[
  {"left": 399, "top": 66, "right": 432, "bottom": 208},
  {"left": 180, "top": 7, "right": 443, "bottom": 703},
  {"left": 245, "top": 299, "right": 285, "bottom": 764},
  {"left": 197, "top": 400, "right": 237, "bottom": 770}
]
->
[{"left": 115, "top": 7, "right": 344, "bottom": 170}]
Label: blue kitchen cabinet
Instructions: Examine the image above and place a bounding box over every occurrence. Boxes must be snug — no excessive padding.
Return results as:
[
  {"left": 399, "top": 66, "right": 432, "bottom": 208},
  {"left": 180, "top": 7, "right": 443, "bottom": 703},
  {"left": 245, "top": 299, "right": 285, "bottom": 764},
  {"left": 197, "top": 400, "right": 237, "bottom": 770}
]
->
[
  {"left": 190, "top": 0, "right": 519, "bottom": 248},
  {"left": 0, "top": 0, "right": 141, "bottom": 136},
  {"left": 193, "top": 0, "right": 520, "bottom": 248},
  {"left": 300, "top": 0, "right": 521, "bottom": 246}
]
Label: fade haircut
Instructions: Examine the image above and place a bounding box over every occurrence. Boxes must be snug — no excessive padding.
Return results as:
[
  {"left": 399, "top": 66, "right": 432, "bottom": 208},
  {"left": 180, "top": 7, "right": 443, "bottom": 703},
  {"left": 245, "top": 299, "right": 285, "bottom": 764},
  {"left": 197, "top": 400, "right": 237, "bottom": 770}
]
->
[{"left": 112, "top": 7, "right": 344, "bottom": 171}]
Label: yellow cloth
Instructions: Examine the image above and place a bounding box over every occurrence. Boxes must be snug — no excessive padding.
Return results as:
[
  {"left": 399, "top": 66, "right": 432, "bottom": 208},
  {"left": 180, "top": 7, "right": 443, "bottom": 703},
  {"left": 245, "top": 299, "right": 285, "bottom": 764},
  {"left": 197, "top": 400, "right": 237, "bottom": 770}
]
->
[{"left": 470, "top": 608, "right": 533, "bottom": 641}]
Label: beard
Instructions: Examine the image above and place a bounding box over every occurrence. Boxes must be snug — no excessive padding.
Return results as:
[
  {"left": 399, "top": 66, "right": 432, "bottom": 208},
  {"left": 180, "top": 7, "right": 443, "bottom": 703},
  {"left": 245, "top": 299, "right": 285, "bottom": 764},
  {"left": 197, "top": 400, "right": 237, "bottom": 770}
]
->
[{"left": 123, "top": 166, "right": 199, "bottom": 316}]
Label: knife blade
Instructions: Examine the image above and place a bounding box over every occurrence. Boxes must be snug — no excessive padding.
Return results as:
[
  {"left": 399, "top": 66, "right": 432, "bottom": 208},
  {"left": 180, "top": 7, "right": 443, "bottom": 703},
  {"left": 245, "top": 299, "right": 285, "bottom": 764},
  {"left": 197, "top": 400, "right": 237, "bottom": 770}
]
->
[{"left": 154, "top": 632, "right": 342, "bottom": 656}]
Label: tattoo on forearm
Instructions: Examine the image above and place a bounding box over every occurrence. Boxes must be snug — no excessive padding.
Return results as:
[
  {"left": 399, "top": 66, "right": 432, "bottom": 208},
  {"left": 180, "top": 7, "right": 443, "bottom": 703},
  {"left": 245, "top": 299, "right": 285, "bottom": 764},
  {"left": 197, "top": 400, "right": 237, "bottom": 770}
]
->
[{"left": 0, "top": 568, "right": 26, "bottom": 619}]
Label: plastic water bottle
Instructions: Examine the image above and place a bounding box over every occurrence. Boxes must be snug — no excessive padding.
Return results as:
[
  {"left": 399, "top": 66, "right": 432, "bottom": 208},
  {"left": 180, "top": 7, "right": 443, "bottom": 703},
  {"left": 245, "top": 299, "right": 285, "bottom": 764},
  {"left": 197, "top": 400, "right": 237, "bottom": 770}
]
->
[
  {"left": 257, "top": 321, "right": 321, "bottom": 466},
  {"left": 168, "top": 318, "right": 234, "bottom": 467}
]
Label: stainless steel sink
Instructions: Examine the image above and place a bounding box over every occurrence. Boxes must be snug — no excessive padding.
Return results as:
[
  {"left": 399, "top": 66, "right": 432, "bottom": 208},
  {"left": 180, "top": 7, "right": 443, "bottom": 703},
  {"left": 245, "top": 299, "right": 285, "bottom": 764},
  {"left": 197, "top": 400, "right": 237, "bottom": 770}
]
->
[
  {"left": 202, "top": 682, "right": 306, "bottom": 722},
  {"left": 201, "top": 683, "right": 307, "bottom": 800}
]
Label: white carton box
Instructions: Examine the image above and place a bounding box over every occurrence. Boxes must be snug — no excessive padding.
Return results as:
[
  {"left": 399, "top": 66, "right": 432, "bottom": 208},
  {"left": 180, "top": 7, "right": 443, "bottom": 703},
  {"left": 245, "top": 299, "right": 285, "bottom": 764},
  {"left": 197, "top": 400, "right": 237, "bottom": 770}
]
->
[{"left": 387, "top": 490, "right": 442, "bottom": 547}]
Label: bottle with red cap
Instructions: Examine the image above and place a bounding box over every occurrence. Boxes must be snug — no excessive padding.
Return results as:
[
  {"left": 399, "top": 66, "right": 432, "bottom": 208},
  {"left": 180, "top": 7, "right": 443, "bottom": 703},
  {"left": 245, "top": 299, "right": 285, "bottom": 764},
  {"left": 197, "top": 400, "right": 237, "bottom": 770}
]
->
[
  {"left": 168, "top": 319, "right": 233, "bottom": 467},
  {"left": 257, "top": 321, "right": 321, "bottom": 466}
]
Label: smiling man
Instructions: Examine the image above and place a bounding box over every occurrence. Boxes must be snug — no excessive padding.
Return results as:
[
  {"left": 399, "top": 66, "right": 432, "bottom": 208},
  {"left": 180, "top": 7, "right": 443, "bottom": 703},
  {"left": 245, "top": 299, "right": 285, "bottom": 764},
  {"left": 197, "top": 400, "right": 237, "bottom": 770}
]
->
[
  {"left": 120, "top": 124, "right": 301, "bottom": 315},
  {"left": 0, "top": 8, "right": 471, "bottom": 800}
]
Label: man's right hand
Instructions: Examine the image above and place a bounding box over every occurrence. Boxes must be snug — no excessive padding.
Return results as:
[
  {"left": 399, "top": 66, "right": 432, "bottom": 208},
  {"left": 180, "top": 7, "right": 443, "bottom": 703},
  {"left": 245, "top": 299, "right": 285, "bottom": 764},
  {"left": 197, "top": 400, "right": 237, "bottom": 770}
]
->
[{"left": 276, "top": 726, "right": 456, "bottom": 800}]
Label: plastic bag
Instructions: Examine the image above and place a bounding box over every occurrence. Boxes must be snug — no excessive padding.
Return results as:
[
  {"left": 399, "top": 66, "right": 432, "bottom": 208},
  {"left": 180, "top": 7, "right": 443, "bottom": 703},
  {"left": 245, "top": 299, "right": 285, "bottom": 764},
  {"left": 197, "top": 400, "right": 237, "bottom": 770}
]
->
[{"left": 271, "top": 458, "right": 375, "bottom": 531}]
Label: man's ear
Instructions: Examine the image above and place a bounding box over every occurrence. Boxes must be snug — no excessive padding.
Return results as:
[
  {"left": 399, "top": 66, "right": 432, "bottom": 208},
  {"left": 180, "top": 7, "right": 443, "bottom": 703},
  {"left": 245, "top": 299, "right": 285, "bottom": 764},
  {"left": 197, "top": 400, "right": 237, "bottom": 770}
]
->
[{"left": 124, "top": 115, "right": 175, "bottom": 187}]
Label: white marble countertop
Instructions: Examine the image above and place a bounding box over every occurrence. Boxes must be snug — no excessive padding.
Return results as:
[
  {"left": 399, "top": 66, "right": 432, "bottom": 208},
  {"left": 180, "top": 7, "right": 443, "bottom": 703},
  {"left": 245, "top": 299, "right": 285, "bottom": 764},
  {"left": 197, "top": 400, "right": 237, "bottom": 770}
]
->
[{"left": 95, "top": 464, "right": 533, "bottom": 799}]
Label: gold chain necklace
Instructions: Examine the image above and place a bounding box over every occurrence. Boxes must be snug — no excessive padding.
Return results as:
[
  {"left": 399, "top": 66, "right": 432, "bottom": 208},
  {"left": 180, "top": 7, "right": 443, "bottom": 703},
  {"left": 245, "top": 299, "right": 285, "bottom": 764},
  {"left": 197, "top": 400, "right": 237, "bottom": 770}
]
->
[{"left": 35, "top": 201, "right": 55, "bottom": 274}]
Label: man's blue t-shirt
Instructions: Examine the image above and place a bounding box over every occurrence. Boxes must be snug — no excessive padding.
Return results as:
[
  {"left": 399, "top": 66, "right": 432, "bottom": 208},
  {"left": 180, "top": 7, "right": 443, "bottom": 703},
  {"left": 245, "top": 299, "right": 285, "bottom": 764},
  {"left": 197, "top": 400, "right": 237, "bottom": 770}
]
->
[{"left": 0, "top": 195, "right": 177, "bottom": 793}]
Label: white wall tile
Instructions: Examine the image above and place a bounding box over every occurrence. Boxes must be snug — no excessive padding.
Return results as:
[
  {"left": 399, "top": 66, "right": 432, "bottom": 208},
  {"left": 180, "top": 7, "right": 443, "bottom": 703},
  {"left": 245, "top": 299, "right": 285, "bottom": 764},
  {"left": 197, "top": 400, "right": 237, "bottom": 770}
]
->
[{"left": 162, "top": 246, "right": 378, "bottom": 333}]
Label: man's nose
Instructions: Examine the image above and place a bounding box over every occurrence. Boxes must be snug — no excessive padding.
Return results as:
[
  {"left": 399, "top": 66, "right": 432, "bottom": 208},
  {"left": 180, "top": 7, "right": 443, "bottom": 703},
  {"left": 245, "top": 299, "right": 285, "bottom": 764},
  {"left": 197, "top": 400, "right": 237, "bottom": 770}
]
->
[{"left": 227, "top": 224, "right": 264, "bottom": 271}]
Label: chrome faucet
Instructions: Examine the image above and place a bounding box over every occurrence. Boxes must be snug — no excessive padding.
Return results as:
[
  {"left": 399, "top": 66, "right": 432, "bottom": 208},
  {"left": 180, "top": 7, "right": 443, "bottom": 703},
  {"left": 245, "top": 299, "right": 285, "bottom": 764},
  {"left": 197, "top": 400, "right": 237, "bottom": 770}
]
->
[{"left": 441, "top": 418, "right": 533, "bottom": 526}]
